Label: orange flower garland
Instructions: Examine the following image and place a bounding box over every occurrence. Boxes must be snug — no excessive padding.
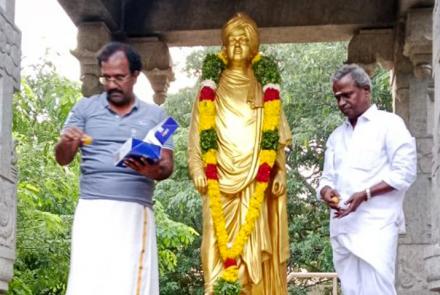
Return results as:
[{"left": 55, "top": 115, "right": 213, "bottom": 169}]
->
[{"left": 198, "top": 53, "right": 282, "bottom": 288}]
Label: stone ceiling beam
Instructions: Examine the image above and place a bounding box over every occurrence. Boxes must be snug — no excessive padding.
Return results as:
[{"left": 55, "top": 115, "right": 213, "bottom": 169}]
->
[
  {"left": 124, "top": 0, "right": 396, "bottom": 33},
  {"left": 164, "top": 24, "right": 359, "bottom": 47},
  {"left": 58, "top": 0, "right": 398, "bottom": 45},
  {"left": 58, "top": 0, "right": 121, "bottom": 31}
]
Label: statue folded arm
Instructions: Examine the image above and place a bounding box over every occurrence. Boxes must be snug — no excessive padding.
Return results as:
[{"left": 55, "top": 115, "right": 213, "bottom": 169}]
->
[
  {"left": 188, "top": 95, "right": 207, "bottom": 194},
  {"left": 272, "top": 110, "right": 292, "bottom": 196}
]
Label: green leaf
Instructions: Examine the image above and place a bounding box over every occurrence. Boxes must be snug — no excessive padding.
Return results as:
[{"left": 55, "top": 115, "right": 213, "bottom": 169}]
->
[
  {"left": 201, "top": 54, "right": 225, "bottom": 83},
  {"left": 213, "top": 278, "right": 241, "bottom": 295}
]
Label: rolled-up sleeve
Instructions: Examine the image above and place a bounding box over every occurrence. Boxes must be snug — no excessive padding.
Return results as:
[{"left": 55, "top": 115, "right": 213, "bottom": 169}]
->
[{"left": 382, "top": 116, "right": 417, "bottom": 191}]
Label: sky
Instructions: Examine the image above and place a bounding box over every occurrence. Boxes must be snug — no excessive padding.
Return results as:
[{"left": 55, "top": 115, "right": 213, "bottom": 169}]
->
[{"left": 15, "top": 0, "right": 197, "bottom": 102}]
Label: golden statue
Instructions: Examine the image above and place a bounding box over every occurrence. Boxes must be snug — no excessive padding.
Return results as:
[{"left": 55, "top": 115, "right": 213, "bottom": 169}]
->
[{"left": 188, "top": 12, "right": 291, "bottom": 294}]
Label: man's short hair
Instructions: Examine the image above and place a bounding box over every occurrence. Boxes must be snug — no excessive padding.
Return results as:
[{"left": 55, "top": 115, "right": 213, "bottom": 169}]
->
[
  {"left": 97, "top": 42, "right": 142, "bottom": 73},
  {"left": 331, "top": 64, "right": 372, "bottom": 91}
]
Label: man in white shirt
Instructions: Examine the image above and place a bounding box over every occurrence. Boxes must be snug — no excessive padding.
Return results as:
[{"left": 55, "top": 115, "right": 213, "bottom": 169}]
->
[{"left": 318, "top": 64, "right": 417, "bottom": 295}]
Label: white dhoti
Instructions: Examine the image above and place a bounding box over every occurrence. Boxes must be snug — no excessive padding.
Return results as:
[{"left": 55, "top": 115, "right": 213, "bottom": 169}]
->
[
  {"left": 66, "top": 199, "right": 159, "bottom": 295},
  {"left": 331, "top": 223, "right": 398, "bottom": 295}
]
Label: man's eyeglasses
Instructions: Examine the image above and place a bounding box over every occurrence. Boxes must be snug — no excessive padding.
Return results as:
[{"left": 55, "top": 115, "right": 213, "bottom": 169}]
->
[{"left": 98, "top": 74, "right": 131, "bottom": 85}]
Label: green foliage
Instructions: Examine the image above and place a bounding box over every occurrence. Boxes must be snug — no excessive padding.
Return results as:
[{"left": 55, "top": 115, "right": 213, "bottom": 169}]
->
[
  {"left": 201, "top": 53, "right": 225, "bottom": 83},
  {"left": 155, "top": 201, "right": 199, "bottom": 273},
  {"left": 371, "top": 67, "right": 393, "bottom": 112},
  {"left": 9, "top": 61, "right": 81, "bottom": 295},
  {"left": 200, "top": 128, "right": 218, "bottom": 152},
  {"left": 253, "top": 55, "right": 282, "bottom": 85},
  {"left": 261, "top": 130, "right": 279, "bottom": 150},
  {"left": 213, "top": 278, "right": 241, "bottom": 295},
  {"left": 162, "top": 87, "right": 197, "bottom": 129},
  {"left": 288, "top": 283, "right": 337, "bottom": 295},
  {"left": 184, "top": 47, "right": 220, "bottom": 79},
  {"left": 158, "top": 91, "right": 205, "bottom": 294},
  {"left": 288, "top": 285, "right": 308, "bottom": 295}
]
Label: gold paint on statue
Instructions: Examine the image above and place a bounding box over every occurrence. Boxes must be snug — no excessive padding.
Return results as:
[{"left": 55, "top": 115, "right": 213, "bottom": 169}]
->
[{"left": 188, "top": 12, "right": 291, "bottom": 294}]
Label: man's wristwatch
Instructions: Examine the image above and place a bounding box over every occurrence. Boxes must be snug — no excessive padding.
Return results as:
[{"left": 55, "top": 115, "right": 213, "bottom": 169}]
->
[{"left": 365, "top": 188, "right": 372, "bottom": 201}]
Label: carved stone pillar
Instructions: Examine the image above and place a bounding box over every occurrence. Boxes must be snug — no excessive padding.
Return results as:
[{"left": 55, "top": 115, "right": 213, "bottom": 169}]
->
[
  {"left": 0, "top": 0, "right": 20, "bottom": 292},
  {"left": 393, "top": 8, "right": 435, "bottom": 295},
  {"left": 426, "top": 0, "right": 440, "bottom": 292},
  {"left": 129, "top": 38, "right": 174, "bottom": 105},
  {"left": 71, "top": 22, "right": 111, "bottom": 97},
  {"left": 347, "top": 28, "right": 395, "bottom": 73}
]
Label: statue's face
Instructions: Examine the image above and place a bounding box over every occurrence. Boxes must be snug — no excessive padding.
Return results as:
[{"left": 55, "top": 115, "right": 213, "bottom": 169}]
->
[{"left": 225, "top": 28, "right": 251, "bottom": 64}]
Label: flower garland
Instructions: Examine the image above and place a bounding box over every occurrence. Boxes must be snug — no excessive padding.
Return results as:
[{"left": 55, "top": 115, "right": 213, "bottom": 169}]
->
[{"left": 198, "top": 52, "right": 282, "bottom": 292}]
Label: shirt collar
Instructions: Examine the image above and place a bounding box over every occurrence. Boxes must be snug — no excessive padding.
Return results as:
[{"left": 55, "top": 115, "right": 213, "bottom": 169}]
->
[
  {"left": 360, "top": 104, "right": 378, "bottom": 121},
  {"left": 99, "top": 92, "right": 109, "bottom": 108},
  {"left": 344, "top": 104, "right": 378, "bottom": 126},
  {"left": 99, "top": 91, "right": 140, "bottom": 113}
]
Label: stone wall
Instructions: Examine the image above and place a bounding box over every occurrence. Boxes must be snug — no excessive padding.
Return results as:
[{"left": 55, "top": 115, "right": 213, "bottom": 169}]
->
[
  {"left": 393, "top": 7, "right": 436, "bottom": 294},
  {"left": 0, "top": 0, "right": 20, "bottom": 293},
  {"left": 426, "top": 0, "right": 440, "bottom": 292}
]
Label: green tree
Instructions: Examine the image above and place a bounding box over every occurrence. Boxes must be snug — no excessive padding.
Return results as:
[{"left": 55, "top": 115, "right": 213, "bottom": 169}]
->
[
  {"left": 157, "top": 87, "right": 205, "bottom": 294},
  {"left": 9, "top": 61, "right": 81, "bottom": 295}
]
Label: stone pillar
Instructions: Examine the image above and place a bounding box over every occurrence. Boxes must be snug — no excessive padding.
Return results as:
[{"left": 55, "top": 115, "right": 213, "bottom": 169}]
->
[
  {"left": 393, "top": 8, "right": 435, "bottom": 295},
  {"left": 426, "top": 0, "right": 440, "bottom": 292},
  {"left": 129, "top": 38, "right": 174, "bottom": 105},
  {"left": 71, "top": 22, "right": 111, "bottom": 97},
  {"left": 347, "top": 28, "right": 394, "bottom": 72},
  {"left": 0, "top": 0, "right": 20, "bottom": 293}
]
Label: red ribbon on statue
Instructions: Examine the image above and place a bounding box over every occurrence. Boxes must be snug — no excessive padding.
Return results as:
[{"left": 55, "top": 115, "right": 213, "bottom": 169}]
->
[
  {"left": 199, "top": 86, "right": 216, "bottom": 101},
  {"left": 205, "top": 164, "right": 219, "bottom": 180},
  {"left": 256, "top": 163, "right": 272, "bottom": 182},
  {"left": 223, "top": 258, "right": 237, "bottom": 269},
  {"left": 263, "top": 87, "right": 280, "bottom": 102}
]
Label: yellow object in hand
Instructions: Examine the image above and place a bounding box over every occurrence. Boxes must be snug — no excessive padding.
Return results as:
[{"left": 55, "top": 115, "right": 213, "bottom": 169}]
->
[
  {"left": 331, "top": 196, "right": 340, "bottom": 204},
  {"left": 81, "top": 135, "right": 93, "bottom": 145}
]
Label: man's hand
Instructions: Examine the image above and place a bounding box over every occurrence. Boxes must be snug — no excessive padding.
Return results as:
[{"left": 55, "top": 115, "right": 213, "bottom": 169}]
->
[
  {"left": 62, "top": 127, "right": 85, "bottom": 143},
  {"left": 272, "top": 170, "right": 286, "bottom": 196},
  {"left": 124, "top": 149, "right": 173, "bottom": 181},
  {"left": 334, "top": 191, "right": 367, "bottom": 218},
  {"left": 192, "top": 172, "right": 208, "bottom": 195},
  {"left": 320, "top": 186, "right": 341, "bottom": 211},
  {"left": 55, "top": 127, "right": 86, "bottom": 166}
]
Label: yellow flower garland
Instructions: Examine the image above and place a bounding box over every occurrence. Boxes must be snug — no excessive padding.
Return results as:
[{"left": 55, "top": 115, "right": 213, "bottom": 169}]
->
[{"left": 198, "top": 53, "right": 282, "bottom": 285}]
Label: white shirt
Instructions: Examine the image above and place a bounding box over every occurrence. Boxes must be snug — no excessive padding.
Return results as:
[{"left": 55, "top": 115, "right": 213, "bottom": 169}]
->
[{"left": 318, "top": 105, "right": 417, "bottom": 237}]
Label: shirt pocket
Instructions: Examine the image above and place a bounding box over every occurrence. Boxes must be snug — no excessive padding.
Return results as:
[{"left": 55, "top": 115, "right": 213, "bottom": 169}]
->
[
  {"left": 350, "top": 147, "right": 380, "bottom": 171},
  {"left": 124, "top": 119, "right": 155, "bottom": 139}
]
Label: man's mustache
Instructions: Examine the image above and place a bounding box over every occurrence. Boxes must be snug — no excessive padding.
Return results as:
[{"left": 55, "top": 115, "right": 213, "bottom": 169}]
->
[{"left": 107, "top": 89, "right": 123, "bottom": 96}]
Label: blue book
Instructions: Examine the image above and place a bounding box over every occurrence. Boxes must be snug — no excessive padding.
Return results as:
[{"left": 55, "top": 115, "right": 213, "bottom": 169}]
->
[{"left": 114, "top": 117, "right": 178, "bottom": 167}]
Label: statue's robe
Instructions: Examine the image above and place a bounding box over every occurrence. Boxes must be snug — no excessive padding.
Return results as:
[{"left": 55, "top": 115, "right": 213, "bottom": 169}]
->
[{"left": 188, "top": 68, "right": 291, "bottom": 294}]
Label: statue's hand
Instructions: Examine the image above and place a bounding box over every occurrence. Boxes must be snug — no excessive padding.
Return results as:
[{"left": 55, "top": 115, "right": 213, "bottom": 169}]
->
[
  {"left": 193, "top": 172, "right": 208, "bottom": 195},
  {"left": 272, "top": 171, "right": 286, "bottom": 197}
]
